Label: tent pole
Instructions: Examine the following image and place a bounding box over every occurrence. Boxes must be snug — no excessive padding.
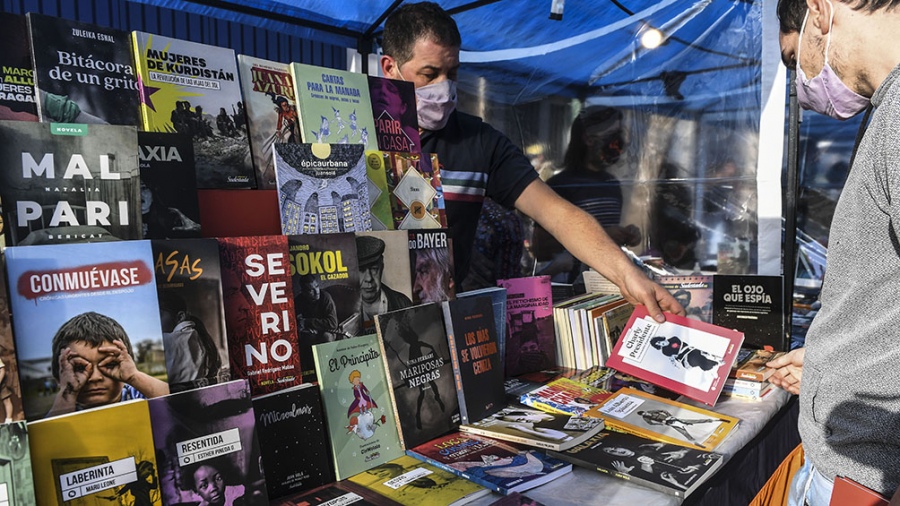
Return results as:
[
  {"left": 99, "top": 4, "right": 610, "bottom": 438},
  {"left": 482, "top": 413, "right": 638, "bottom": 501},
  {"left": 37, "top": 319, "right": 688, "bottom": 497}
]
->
[{"left": 783, "top": 70, "right": 800, "bottom": 350}]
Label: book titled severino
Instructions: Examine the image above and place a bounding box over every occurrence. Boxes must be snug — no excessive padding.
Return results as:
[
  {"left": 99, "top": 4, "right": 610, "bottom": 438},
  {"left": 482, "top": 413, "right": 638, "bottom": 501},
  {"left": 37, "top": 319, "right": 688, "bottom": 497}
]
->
[
  {"left": 28, "top": 13, "right": 140, "bottom": 125},
  {"left": 0, "top": 14, "right": 38, "bottom": 121},
  {"left": 459, "top": 404, "right": 604, "bottom": 452},
  {"left": 217, "top": 235, "right": 301, "bottom": 396},
  {"left": 274, "top": 143, "right": 370, "bottom": 235},
  {"left": 0, "top": 121, "right": 141, "bottom": 246},
  {"left": 132, "top": 31, "right": 255, "bottom": 189},
  {"left": 139, "top": 131, "right": 202, "bottom": 239}
]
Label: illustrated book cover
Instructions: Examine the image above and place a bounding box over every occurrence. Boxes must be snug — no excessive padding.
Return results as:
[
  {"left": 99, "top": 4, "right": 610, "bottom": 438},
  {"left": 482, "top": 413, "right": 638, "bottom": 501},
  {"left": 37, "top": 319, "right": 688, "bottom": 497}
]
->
[
  {"left": 148, "top": 380, "right": 268, "bottom": 505},
  {"left": 655, "top": 275, "right": 714, "bottom": 323},
  {"left": 0, "top": 120, "right": 141, "bottom": 246},
  {"left": 586, "top": 387, "right": 740, "bottom": 451},
  {"left": 28, "top": 13, "right": 140, "bottom": 125},
  {"left": 252, "top": 383, "right": 333, "bottom": 498},
  {"left": 547, "top": 429, "right": 724, "bottom": 499},
  {"left": 347, "top": 455, "right": 491, "bottom": 506},
  {"left": 729, "top": 348, "right": 785, "bottom": 382},
  {"left": 712, "top": 275, "right": 784, "bottom": 350},
  {"left": 0, "top": 263, "right": 25, "bottom": 422},
  {"left": 407, "top": 431, "right": 572, "bottom": 495},
  {"left": 217, "top": 235, "right": 301, "bottom": 396},
  {"left": 456, "top": 286, "right": 507, "bottom": 376},
  {"left": 382, "top": 151, "right": 447, "bottom": 229},
  {"left": 237, "top": 54, "right": 299, "bottom": 190},
  {"left": 409, "top": 229, "right": 455, "bottom": 304},
  {"left": 605, "top": 305, "right": 744, "bottom": 406},
  {"left": 151, "top": 238, "right": 230, "bottom": 392},
  {"left": 442, "top": 296, "right": 504, "bottom": 424},
  {"left": 0, "top": 422, "right": 36, "bottom": 504},
  {"left": 288, "top": 231, "right": 361, "bottom": 383},
  {"left": 519, "top": 377, "right": 611, "bottom": 417},
  {"left": 272, "top": 481, "right": 402, "bottom": 506},
  {"left": 374, "top": 303, "right": 460, "bottom": 449},
  {"left": 132, "top": 31, "right": 255, "bottom": 189},
  {"left": 364, "top": 149, "right": 395, "bottom": 231},
  {"left": 290, "top": 62, "right": 377, "bottom": 149},
  {"left": 28, "top": 399, "right": 162, "bottom": 506},
  {"left": 356, "top": 230, "right": 413, "bottom": 332},
  {"left": 312, "top": 334, "right": 404, "bottom": 480},
  {"left": 274, "top": 142, "right": 370, "bottom": 235},
  {"left": 5, "top": 240, "right": 168, "bottom": 421},
  {"left": 367, "top": 75, "right": 420, "bottom": 153},
  {"left": 497, "top": 276, "right": 555, "bottom": 378},
  {"left": 0, "top": 14, "right": 38, "bottom": 121},
  {"left": 139, "top": 131, "right": 202, "bottom": 239},
  {"left": 459, "top": 404, "right": 605, "bottom": 452}
]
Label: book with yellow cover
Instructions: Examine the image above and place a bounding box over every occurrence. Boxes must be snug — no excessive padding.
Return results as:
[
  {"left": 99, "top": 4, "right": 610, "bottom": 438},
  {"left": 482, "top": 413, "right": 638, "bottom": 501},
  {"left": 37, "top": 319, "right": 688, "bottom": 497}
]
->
[
  {"left": 585, "top": 387, "right": 739, "bottom": 451},
  {"left": 348, "top": 455, "right": 490, "bottom": 506}
]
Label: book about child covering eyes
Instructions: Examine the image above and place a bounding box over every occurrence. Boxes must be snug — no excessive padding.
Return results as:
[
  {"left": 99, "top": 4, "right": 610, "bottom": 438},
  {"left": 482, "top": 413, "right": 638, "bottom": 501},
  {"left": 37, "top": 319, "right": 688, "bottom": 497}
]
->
[
  {"left": 237, "top": 54, "right": 299, "bottom": 190},
  {"left": 409, "top": 229, "right": 455, "bottom": 305},
  {"left": 497, "top": 276, "right": 556, "bottom": 378},
  {"left": 288, "top": 232, "right": 361, "bottom": 383},
  {"left": 274, "top": 143, "right": 370, "bottom": 235},
  {"left": 5, "top": 240, "right": 168, "bottom": 422},
  {"left": 139, "top": 131, "right": 202, "bottom": 240},
  {"left": 28, "top": 399, "right": 162, "bottom": 506},
  {"left": 381, "top": 151, "right": 447, "bottom": 229},
  {"left": 585, "top": 387, "right": 740, "bottom": 452},
  {"left": 131, "top": 31, "right": 255, "bottom": 189},
  {"left": 0, "top": 120, "right": 141, "bottom": 246},
  {"left": 252, "top": 383, "right": 333, "bottom": 499},
  {"left": 0, "top": 422, "right": 36, "bottom": 504},
  {"left": 406, "top": 432, "right": 573, "bottom": 495},
  {"left": 356, "top": 231, "right": 414, "bottom": 332},
  {"left": 312, "top": 334, "right": 404, "bottom": 481},
  {"left": 217, "top": 235, "right": 301, "bottom": 396},
  {"left": 273, "top": 481, "right": 403, "bottom": 506},
  {"left": 374, "top": 303, "right": 460, "bottom": 449},
  {"left": 367, "top": 75, "right": 420, "bottom": 153},
  {"left": 547, "top": 429, "right": 724, "bottom": 499},
  {"left": 148, "top": 380, "right": 269, "bottom": 505},
  {"left": 28, "top": 13, "right": 140, "bottom": 125},
  {"left": 459, "top": 404, "right": 605, "bottom": 452},
  {"left": 605, "top": 306, "right": 744, "bottom": 406},
  {"left": 0, "top": 14, "right": 38, "bottom": 121},
  {"left": 151, "top": 238, "right": 231, "bottom": 393},
  {"left": 0, "top": 263, "right": 26, "bottom": 423},
  {"left": 348, "top": 455, "right": 491, "bottom": 506}
]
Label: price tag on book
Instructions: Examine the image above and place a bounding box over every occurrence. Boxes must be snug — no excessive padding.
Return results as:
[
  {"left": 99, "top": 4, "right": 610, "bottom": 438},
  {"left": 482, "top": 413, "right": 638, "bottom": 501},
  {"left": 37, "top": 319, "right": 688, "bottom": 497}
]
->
[
  {"left": 59, "top": 456, "right": 137, "bottom": 500},
  {"left": 383, "top": 468, "right": 433, "bottom": 489}
]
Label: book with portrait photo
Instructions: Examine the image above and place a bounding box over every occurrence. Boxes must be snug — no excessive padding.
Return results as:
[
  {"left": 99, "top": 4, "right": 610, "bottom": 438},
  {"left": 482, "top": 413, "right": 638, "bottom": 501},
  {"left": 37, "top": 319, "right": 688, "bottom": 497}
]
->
[
  {"left": 497, "top": 276, "right": 556, "bottom": 378},
  {"left": 139, "top": 131, "right": 202, "bottom": 240},
  {"left": 459, "top": 404, "right": 605, "bottom": 452},
  {"left": 409, "top": 229, "right": 454, "bottom": 305},
  {"left": 356, "top": 231, "right": 413, "bottom": 332}
]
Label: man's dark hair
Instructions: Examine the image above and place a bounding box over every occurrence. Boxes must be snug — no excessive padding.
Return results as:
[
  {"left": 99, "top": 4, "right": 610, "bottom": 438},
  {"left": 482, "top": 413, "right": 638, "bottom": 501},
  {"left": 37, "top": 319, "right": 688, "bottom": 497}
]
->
[
  {"left": 382, "top": 2, "right": 461, "bottom": 65},
  {"left": 51, "top": 312, "right": 134, "bottom": 380},
  {"left": 563, "top": 106, "right": 623, "bottom": 172},
  {"left": 776, "top": 0, "right": 807, "bottom": 34}
]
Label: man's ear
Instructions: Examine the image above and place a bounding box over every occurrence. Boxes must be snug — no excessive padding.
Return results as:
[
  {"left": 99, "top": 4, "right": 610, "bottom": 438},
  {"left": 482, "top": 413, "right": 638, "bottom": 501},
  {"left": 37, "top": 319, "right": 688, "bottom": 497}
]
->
[
  {"left": 807, "top": 0, "right": 832, "bottom": 35},
  {"left": 380, "top": 55, "right": 398, "bottom": 78}
]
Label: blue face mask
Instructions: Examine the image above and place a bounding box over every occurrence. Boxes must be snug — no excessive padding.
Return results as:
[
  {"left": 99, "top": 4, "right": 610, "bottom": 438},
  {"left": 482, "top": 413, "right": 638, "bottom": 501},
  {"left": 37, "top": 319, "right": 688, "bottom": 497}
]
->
[{"left": 398, "top": 69, "right": 458, "bottom": 131}]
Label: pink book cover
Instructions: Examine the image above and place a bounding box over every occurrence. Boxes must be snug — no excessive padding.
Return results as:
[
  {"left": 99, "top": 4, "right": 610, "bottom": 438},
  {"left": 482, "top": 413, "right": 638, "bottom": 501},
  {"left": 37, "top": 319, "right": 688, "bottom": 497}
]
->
[{"left": 497, "top": 276, "right": 555, "bottom": 377}]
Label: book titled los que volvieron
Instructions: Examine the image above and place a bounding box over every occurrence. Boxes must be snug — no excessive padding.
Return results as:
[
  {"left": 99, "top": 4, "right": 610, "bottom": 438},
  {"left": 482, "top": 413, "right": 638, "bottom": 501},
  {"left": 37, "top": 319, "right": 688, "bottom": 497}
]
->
[{"left": 605, "top": 306, "right": 744, "bottom": 406}]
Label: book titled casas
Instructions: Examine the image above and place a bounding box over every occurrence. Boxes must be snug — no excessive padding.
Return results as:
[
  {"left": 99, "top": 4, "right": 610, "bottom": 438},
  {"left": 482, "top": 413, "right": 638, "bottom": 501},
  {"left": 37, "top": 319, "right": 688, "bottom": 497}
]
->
[
  {"left": 148, "top": 380, "right": 269, "bottom": 505},
  {"left": 374, "top": 303, "right": 460, "bottom": 449},
  {"left": 605, "top": 306, "right": 744, "bottom": 406},
  {"left": 0, "top": 422, "right": 36, "bottom": 503},
  {"left": 712, "top": 275, "right": 784, "bottom": 350},
  {"left": 28, "top": 13, "right": 140, "bottom": 125},
  {"left": 252, "top": 383, "right": 333, "bottom": 498},
  {"left": 409, "top": 229, "right": 454, "bottom": 304},
  {"left": 367, "top": 76, "right": 420, "bottom": 153},
  {"left": 151, "top": 238, "right": 231, "bottom": 392},
  {"left": 28, "top": 399, "right": 162, "bottom": 506},
  {"left": 459, "top": 404, "right": 604, "bottom": 452},
  {"left": 312, "top": 334, "right": 404, "bottom": 480},
  {"left": 407, "top": 432, "right": 572, "bottom": 495},
  {"left": 442, "top": 296, "right": 504, "bottom": 424},
  {"left": 237, "top": 54, "right": 299, "bottom": 190},
  {"left": 0, "top": 121, "right": 141, "bottom": 246},
  {"left": 5, "top": 241, "right": 168, "bottom": 421},
  {"left": 382, "top": 151, "right": 447, "bottom": 229},
  {"left": 217, "top": 235, "right": 301, "bottom": 396},
  {"left": 356, "top": 231, "right": 414, "bottom": 332},
  {"left": 290, "top": 62, "right": 377, "bottom": 149},
  {"left": 0, "top": 262, "right": 26, "bottom": 422},
  {"left": 547, "top": 429, "right": 724, "bottom": 499},
  {"left": 457, "top": 286, "right": 507, "bottom": 377},
  {"left": 496, "top": 276, "right": 555, "bottom": 378},
  {"left": 131, "top": 31, "right": 255, "bottom": 189},
  {"left": 348, "top": 455, "right": 491, "bottom": 506},
  {"left": 519, "top": 377, "right": 611, "bottom": 417},
  {"left": 364, "top": 150, "right": 396, "bottom": 231},
  {"left": 0, "top": 14, "right": 38, "bottom": 121},
  {"left": 274, "top": 143, "right": 370, "bottom": 235},
  {"left": 139, "top": 131, "right": 201, "bottom": 239},
  {"left": 586, "top": 387, "right": 740, "bottom": 452},
  {"left": 273, "top": 481, "right": 402, "bottom": 506},
  {"left": 288, "top": 232, "right": 361, "bottom": 383}
]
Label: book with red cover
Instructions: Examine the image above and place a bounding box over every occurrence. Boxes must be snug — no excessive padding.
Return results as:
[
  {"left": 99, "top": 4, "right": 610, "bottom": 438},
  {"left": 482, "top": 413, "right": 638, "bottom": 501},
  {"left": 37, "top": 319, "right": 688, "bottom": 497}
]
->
[
  {"left": 605, "top": 306, "right": 744, "bottom": 406},
  {"left": 497, "top": 276, "right": 555, "bottom": 377},
  {"left": 217, "top": 235, "right": 301, "bottom": 396},
  {"left": 829, "top": 476, "right": 890, "bottom": 506}
]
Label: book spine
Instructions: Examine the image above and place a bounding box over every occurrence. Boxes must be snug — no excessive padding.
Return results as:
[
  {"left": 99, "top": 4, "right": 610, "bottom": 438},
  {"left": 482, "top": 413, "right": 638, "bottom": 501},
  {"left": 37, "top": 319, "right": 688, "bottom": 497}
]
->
[
  {"left": 727, "top": 378, "right": 767, "bottom": 390},
  {"left": 732, "top": 369, "right": 768, "bottom": 382},
  {"left": 442, "top": 302, "right": 469, "bottom": 424},
  {"left": 374, "top": 317, "right": 407, "bottom": 450}
]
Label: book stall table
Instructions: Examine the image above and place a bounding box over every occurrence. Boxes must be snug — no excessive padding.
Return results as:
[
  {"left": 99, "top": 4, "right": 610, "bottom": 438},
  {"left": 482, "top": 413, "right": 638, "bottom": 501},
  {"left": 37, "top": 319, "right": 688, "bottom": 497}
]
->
[{"left": 470, "top": 388, "right": 798, "bottom": 506}]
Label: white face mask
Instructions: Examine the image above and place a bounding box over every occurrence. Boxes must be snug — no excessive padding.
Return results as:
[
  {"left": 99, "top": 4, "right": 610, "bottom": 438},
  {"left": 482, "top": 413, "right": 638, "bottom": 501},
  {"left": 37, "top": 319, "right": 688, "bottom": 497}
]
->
[{"left": 397, "top": 67, "right": 458, "bottom": 131}]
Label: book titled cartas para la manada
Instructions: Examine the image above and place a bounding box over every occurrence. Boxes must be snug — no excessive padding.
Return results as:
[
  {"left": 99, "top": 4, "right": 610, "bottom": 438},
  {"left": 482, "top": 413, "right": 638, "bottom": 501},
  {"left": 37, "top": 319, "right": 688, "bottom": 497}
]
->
[
  {"left": 407, "top": 432, "right": 572, "bottom": 495},
  {"left": 0, "top": 121, "right": 141, "bottom": 246},
  {"left": 217, "top": 235, "right": 301, "bottom": 396},
  {"left": 275, "top": 143, "right": 370, "bottom": 235},
  {"left": 348, "top": 455, "right": 491, "bottom": 506},
  {"left": 409, "top": 229, "right": 454, "bottom": 304},
  {"left": 28, "top": 13, "right": 140, "bottom": 125},
  {"left": 132, "top": 31, "right": 255, "bottom": 189},
  {"left": 548, "top": 429, "right": 724, "bottom": 499},
  {"left": 139, "top": 131, "right": 202, "bottom": 239},
  {"left": 252, "top": 383, "right": 333, "bottom": 499},
  {"left": 28, "top": 399, "right": 162, "bottom": 506},
  {"left": 0, "top": 422, "right": 36, "bottom": 503},
  {"left": 497, "top": 276, "right": 556, "bottom": 378},
  {"left": 5, "top": 240, "right": 168, "bottom": 422},
  {"left": 367, "top": 75, "right": 420, "bottom": 153},
  {"left": 149, "top": 380, "right": 268, "bottom": 505},
  {"left": 313, "top": 334, "right": 404, "bottom": 481},
  {"left": 0, "top": 14, "right": 38, "bottom": 121},
  {"left": 459, "top": 404, "right": 604, "bottom": 452}
]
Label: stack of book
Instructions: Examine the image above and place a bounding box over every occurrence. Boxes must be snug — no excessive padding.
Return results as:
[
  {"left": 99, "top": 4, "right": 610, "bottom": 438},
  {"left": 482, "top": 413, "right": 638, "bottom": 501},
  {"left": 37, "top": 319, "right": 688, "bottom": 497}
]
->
[{"left": 723, "top": 348, "right": 785, "bottom": 400}]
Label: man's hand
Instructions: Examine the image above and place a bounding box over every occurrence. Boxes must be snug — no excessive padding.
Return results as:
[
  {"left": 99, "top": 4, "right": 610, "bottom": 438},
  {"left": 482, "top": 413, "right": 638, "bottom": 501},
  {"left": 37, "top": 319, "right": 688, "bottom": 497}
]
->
[
  {"left": 98, "top": 340, "right": 139, "bottom": 384},
  {"left": 619, "top": 268, "right": 686, "bottom": 322},
  {"left": 58, "top": 347, "right": 91, "bottom": 400},
  {"left": 767, "top": 348, "right": 805, "bottom": 395}
]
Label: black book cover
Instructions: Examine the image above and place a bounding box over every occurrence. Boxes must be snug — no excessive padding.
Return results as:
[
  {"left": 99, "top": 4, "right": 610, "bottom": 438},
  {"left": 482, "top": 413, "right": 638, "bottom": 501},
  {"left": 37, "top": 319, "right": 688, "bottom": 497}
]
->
[
  {"left": 712, "top": 275, "right": 784, "bottom": 349},
  {"left": 139, "top": 131, "right": 201, "bottom": 239},
  {"left": 0, "top": 14, "right": 37, "bottom": 121}
]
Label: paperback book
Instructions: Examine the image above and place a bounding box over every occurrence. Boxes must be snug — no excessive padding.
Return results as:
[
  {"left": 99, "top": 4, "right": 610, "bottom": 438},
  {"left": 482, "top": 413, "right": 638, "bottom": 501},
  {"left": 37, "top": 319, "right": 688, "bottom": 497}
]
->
[
  {"left": 382, "top": 151, "right": 447, "bottom": 229},
  {"left": 348, "top": 455, "right": 491, "bottom": 506},
  {"left": 712, "top": 275, "right": 784, "bottom": 350},
  {"left": 519, "top": 377, "right": 611, "bottom": 417},
  {"left": 497, "top": 276, "right": 556, "bottom": 377},
  {"left": 0, "top": 14, "right": 38, "bottom": 121},
  {"left": 0, "top": 264, "right": 25, "bottom": 422},
  {"left": 729, "top": 348, "right": 785, "bottom": 382},
  {"left": 367, "top": 75, "right": 420, "bottom": 153},
  {"left": 409, "top": 229, "right": 455, "bottom": 304},
  {"left": 456, "top": 286, "right": 507, "bottom": 375},
  {"left": 139, "top": 131, "right": 202, "bottom": 239},
  {"left": 273, "top": 481, "right": 402, "bottom": 506},
  {"left": 656, "top": 275, "right": 714, "bottom": 323},
  {"left": 364, "top": 150, "right": 395, "bottom": 231},
  {"left": 356, "top": 231, "right": 414, "bottom": 332},
  {"left": 459, "top": 404, "right": 605, "bottom": 451}
]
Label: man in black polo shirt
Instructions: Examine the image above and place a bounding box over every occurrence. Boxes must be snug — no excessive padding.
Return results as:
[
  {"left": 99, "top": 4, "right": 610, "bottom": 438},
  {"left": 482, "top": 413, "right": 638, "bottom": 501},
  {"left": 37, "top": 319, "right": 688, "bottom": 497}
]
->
[{"left": 380, "top": 2, "right": 683, "bottom": 322}]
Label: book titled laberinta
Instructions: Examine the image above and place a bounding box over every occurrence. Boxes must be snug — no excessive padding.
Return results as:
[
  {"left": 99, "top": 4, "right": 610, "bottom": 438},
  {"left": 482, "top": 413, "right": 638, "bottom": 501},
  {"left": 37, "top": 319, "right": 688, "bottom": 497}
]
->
[
  {"left": 0, "top": 14, "right": 38, "bottom": 121},
  {"left": 606, "top": 306, "right": 744, "bottom": 406},
  {"left": 459, "top": 404, "right": 604, "bottom": 452},
  {"left": 0, "top": 121, "right": 141, "bottom": 246}
]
